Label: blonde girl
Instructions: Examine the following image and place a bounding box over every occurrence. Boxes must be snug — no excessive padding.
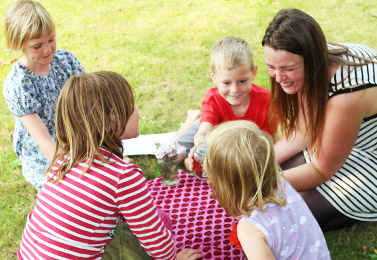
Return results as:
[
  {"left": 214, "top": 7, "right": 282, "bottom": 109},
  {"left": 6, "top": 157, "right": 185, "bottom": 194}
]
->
[
  {"left": 3, "top": 1, "right": 84, "bottom": 191},
  {"left": 18, "top": 71, "right": 202, "bottom": 260},
  {"left": 204, "top": 120, "right": 330, "bottom": 260}
]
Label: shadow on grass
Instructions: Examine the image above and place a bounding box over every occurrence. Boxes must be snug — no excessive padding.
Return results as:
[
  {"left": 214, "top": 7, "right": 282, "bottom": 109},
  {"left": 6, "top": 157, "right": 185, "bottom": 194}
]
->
[{"left": 324, "top": 221, "right": 377, "bottom": 259}]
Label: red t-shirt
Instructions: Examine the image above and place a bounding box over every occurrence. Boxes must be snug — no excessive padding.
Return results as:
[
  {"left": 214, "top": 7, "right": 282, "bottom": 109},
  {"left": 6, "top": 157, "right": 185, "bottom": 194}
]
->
[{"left": 200, "top": 84, "right": 273, "bottom": 134}]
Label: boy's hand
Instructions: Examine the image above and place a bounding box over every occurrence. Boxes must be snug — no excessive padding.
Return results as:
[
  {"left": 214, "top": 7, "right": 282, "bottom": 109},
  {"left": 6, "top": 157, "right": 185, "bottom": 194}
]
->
[
  {"left": 184, "top": 147, "right": 195, "bottom": 172},
  {"left": 177, "top": 248, "right": 203, "bottom": 260}
]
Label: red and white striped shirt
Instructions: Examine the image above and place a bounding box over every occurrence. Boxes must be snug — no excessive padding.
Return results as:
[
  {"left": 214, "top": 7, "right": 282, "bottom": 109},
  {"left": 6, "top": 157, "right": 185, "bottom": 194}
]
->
[{"left": 18, "top": 148, "right": 176, "bottom": 260}]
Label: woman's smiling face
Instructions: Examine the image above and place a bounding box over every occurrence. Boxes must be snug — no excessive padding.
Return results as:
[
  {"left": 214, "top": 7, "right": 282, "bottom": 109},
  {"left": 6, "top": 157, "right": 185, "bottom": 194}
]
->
[{"left": 264, "top": 45, "right": 305, "bottom": 95}]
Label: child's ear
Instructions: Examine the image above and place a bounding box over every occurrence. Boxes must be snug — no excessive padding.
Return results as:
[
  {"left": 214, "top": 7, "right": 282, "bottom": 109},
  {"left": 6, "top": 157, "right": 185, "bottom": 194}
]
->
[
  {"left": 251, "top": 65, "right": 258, "bottom": 81},
  {"left": 110, "top": 109, "right": 117, "bottom": 122},
  {"left": 209, "top": 69, "right": 217, "bottom": 84}
]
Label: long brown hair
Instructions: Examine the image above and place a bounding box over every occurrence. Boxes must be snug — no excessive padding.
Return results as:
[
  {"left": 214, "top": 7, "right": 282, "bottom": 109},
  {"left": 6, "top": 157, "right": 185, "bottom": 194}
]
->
[
  {"left": 46, "top": 71, "right": 135, "bottom": 182},
  {"left": 262, "top": 9, "right": 328, "bottom": 154},
  {"left": 204, "top": 120, "right": 285, "bottom": 218}
]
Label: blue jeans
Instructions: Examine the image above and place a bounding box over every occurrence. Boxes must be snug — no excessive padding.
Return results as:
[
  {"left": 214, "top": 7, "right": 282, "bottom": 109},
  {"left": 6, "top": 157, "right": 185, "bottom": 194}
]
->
[{"left": 178, "top": 118, "right": 200, "bottom": 157}]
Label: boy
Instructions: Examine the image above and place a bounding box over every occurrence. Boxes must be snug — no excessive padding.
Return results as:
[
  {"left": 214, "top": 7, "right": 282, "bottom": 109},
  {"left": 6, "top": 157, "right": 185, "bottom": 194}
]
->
[{"left": 178, "top": 36, "right": 274, "bottom": 171}]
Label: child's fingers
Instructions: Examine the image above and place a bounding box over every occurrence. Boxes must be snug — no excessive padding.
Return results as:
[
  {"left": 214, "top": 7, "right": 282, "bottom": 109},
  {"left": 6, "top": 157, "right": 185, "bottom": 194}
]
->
[
  {"left": 177, "top": 248, "right": 203, "bottom": 260},
  {"left": 123, "top": 156, "right": 131, "bottom": 163},
  {"left": 184, "top": 157, "right": 193, "bottom": 172}
]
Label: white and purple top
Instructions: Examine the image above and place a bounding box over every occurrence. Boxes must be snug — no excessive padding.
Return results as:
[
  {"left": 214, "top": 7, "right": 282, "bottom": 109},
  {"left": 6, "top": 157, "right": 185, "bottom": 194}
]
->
[{"left": 240, "top": 180, "right": 331, "bottom": 260}]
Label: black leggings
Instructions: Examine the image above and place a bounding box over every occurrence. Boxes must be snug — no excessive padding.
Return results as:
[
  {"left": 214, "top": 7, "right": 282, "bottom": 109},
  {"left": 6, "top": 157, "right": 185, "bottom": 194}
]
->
[{"left": 281, "top": 152, "right": 359, "bottom": 231}]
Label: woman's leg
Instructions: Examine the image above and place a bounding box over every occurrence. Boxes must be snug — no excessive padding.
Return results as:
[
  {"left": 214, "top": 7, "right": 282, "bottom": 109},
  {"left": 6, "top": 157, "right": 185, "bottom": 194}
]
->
[
  {"left": 299, "top": 189, "right": 359, "bottom": 231},
  {"left": 280, "top": 152, "right": 359, "bottom": 231}
]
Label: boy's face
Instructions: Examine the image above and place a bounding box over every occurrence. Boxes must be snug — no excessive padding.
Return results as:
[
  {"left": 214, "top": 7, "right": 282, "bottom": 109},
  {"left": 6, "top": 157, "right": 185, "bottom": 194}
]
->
[{"left": 210, "top": 64, "right": 257, "bottom": 108}]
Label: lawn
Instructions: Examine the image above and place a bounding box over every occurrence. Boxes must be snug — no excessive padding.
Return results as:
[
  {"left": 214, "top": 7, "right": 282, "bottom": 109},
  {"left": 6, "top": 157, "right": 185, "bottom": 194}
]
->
[{"left": 0, "top": 0, "right": 376, "bottom": 259}]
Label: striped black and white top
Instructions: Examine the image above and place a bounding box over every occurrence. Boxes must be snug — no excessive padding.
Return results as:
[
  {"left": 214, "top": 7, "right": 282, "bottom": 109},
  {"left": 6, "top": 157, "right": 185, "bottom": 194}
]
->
[{"left": 306, "top": 43, "right": 377, "bottom": 221}]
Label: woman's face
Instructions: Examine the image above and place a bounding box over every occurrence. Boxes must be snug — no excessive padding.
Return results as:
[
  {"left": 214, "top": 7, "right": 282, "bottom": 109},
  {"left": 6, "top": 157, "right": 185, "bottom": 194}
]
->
[{"left": 264, "top": 45, "right": 305, "bottom": 95}]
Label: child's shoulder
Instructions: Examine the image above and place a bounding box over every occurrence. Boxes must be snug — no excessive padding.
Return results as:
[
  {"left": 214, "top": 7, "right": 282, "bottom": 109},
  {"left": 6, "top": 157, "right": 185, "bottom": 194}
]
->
[
  {"left": 204, "top": 87, "right": 223, "bottom": 98},
  {"left": 52, "top": 49, "right": 84, "bottom": 74},
  {"left": 53, "top": 49, "right": 78, "bottom": 62},
  {"left": 251, "top": 83, "right": 270, "bottom": 95},
  {"left": 98, "top": 148, "right": 144, "bottom": 176},
  {"left": 206, "top": 87, "right": 219, "bottom": 94},
  {"left": 3, "top": 60, "right": 32, "bottom": 90}
]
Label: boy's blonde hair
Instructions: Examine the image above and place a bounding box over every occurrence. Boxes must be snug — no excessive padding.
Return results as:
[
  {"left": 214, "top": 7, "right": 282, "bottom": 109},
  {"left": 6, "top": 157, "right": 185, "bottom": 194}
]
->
[
  {"left": 47, "top": 71, "right": 134, "bottom": 182},
  {"left": 5, "top": 1, "right": 55, "bottom": 51},
  {"left": 204, "top": 120, "right": 285, "bottom": 217},
  {"left": 210, "top": 36, "right": 255, "bottom": 73}
]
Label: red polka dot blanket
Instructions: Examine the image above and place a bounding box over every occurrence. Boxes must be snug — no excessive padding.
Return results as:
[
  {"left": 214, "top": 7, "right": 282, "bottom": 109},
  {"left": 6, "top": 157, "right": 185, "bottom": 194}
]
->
[{"left": 148, "top": 169, "right": 244, "bottom": 260}]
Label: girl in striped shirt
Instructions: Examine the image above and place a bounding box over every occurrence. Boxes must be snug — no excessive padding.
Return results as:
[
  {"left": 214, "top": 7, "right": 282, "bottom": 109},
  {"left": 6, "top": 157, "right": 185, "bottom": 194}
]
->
[{"left": 18, "top": 71, "right": 202, "bottom": 260}]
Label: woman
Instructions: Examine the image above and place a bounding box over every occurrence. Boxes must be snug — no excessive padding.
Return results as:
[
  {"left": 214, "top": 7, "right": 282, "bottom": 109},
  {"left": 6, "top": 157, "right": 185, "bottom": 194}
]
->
[{"left": 262, "top": 8, "right": 377, "bottom": 231}]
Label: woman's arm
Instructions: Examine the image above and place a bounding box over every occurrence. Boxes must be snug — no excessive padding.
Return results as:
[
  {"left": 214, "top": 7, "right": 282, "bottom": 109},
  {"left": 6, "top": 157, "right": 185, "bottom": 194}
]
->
[
  {"left": 274, "top": 132, "right": 308, "bottom": 164},
  {"left": 237, "top": 220, "right": 275, "bottom": 260},
  {"left": 20, "top": 113, "right": 56, "bottom": 161},
  {"left": 274, "top": 111, "right": 309, "bottom": 164},
  {"left": 284, "top": 89, "right": 369, "bottom": 191}
]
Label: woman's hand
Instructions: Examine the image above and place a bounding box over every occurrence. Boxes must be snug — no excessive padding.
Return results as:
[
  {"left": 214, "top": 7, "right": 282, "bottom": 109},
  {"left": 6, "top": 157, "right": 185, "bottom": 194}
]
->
[{"left": 177, "top": 248, "right": 203, "bottom": 260}]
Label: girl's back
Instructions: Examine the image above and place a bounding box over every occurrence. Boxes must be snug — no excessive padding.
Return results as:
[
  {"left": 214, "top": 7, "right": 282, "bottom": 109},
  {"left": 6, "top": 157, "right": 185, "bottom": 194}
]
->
[
  {"left": 18, "top": 147, "right": 175, "bottom": 259},
  {"left": 240, "top": 180, "right": 330, "bottom": 260},
  {"left": 18, "top": 71, "right": 177, "bottom": 260}
]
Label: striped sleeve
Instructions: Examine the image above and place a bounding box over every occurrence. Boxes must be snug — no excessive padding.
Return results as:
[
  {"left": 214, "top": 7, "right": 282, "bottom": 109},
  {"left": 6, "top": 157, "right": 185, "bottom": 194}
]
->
[{"left": 115, "top": 165, "right": 177, "bottom": 260}]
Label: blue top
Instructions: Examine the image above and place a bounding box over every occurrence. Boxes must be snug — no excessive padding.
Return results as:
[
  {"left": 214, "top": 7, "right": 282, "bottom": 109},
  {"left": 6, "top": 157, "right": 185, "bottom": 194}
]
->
[{"left": 3, "top": 49, "right": 84, "bottom": 190}]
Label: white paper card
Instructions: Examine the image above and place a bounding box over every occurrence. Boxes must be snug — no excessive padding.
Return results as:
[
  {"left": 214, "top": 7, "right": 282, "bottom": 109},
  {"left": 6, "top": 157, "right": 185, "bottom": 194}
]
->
[{"left": 122, "top": 132, "right": 177, "bottom": 156}]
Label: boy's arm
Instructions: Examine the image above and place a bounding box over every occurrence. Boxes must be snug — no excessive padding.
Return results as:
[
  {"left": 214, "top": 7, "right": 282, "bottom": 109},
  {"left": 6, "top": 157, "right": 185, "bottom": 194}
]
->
[
  {"left": 20, "top": 113, "right": 56, "bottom": 161},
  {"left": 193, "top": 122, "right": 213, "bottom": 145},
  {"left": 185, "top": 122, "right": 213, "bottom": 172}
]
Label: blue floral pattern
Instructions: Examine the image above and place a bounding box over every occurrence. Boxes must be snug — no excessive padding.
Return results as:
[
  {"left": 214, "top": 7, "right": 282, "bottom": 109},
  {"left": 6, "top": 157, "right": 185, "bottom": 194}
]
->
[{"left": 3, "top": 49, "right": 84, "bottom": 191}]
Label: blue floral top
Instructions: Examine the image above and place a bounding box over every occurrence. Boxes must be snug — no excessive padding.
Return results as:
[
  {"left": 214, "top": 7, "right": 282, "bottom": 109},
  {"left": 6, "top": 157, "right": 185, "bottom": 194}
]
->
[{"left": 3, "top": 49, "right": 84, "bottom": 190}]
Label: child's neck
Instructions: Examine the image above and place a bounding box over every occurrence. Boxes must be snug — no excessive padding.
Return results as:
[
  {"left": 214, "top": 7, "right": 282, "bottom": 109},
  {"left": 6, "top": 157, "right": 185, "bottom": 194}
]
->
[
  {"left": 21, "top": 56, "right": 52, "bottom": 76},
  {"left": 231, "top": 96, "right": 251, "bottom": 117}
]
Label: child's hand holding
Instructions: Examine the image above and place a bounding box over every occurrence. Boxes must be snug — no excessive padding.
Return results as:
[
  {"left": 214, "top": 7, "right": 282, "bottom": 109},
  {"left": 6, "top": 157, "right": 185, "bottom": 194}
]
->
[
  {"left": 177, "top": 248, "right": 203, "bottom": 260},
  {"left": 184, "top": 147, "right": 195, "bottom": 172}
]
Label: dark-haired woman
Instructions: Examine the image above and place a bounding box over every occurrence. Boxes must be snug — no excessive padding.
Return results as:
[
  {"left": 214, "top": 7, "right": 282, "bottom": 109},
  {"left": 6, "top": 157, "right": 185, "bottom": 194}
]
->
[{"left": 263, "top": 8, "right": 377, "bottom": 231}]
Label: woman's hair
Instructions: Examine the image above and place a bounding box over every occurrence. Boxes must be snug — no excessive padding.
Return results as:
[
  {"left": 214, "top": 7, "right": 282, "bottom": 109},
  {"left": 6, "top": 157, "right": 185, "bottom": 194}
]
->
[
  {"left": 210, "top": 36, "right": 255, "bottom": 73},
  {"left": 4, "top": 1, "right": 55, "bottom": 51},
  {"left": 262, "top": 9, "right": 377, "bottom": 155},
  {"left": 327, "top": 41, "right": 377, "bottom": 67},
  {"left": 47, "top": 71, "right": 135, "bottom": 182},
  {"left": 204, "top": 120, "right": 285, "bottom": 217},
  {"left": 262, "top": 9, "right": 328, "bottom": 154}
]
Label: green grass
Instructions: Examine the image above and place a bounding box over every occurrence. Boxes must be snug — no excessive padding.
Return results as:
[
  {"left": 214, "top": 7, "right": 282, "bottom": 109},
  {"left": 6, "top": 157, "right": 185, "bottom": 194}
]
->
[{"left": 0, "top": 0, "right": 376, "bottom": 259}]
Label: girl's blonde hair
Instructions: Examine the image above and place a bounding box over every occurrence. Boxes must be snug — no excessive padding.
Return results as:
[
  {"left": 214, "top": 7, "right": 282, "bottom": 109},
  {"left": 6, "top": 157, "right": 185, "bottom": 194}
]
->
[
  {"left": 210, "top": 36, "right": 255, "bottom": 73},
  {"left": 5, "top": 1, "right": 55, "bottom": 51},
  {"left": 204, "top": 120, "right": 286, "bottom": 217},
  {"left": 47, "top": 71, "right": 135, "bottom": 182}
]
